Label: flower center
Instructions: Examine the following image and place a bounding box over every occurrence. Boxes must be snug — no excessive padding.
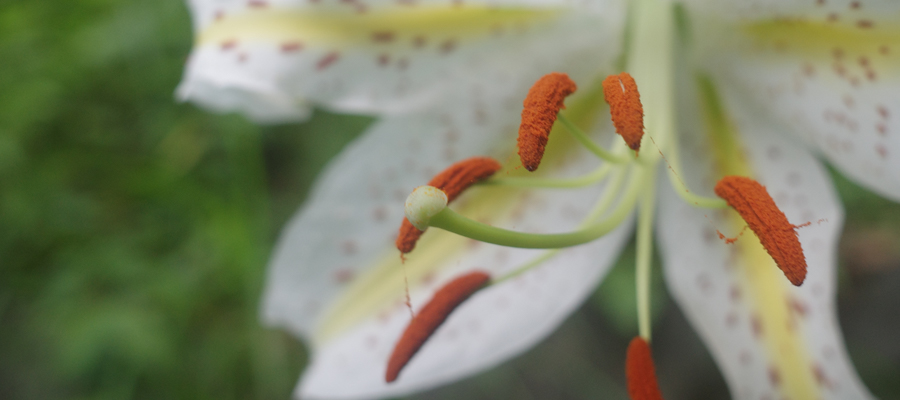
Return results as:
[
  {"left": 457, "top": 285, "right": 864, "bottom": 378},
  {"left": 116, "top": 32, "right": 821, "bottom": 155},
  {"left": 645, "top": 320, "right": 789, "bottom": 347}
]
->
[{"left": 384, "top": 0, "right": 814, "bottom": 395}]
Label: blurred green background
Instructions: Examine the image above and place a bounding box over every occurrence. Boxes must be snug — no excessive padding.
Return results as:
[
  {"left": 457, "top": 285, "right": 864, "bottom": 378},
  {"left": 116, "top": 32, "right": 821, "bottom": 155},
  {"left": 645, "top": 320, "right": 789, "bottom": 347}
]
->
[{"left": 1, "top": 1, "right": 898, "bottom": 399}]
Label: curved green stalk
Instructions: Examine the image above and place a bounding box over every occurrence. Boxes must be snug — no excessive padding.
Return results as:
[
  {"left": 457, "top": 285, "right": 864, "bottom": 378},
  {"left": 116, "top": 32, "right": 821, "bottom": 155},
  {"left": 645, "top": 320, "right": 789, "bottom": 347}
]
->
[
  {"left": 491, "top": 166, "right": 631, "bottom": 284},
  {"left": 558, "top": 114, "right": 632, "bottom": 164},
  {"left": 661, "top": 125, "right": 729, "bottom": 209},
  {"left": 483, "top": 163, "right": 613, "bottom": 189},
  {"left": 429, "top": 167, "right": 643, "bottom": 249}
]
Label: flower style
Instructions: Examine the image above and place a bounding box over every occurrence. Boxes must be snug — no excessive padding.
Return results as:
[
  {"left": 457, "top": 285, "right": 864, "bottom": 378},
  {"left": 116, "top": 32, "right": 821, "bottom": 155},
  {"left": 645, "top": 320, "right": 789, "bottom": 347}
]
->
[{"left": 178, "top": 0, "right": 898, "bottom": 399}]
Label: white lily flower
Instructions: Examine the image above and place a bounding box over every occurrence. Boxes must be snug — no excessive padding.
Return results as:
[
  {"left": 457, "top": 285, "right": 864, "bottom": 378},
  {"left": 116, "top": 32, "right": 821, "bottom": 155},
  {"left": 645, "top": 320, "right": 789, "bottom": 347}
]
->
[{"left": 178, "top": 0, "right": 897, "bottom": 399}]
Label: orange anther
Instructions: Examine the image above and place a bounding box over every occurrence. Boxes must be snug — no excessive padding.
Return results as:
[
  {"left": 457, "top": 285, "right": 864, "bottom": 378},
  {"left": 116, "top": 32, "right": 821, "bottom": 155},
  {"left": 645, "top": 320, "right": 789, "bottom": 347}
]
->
[
  {"left": 395, "top": 157, "right": 502, "bottom": 254},
  {"left": 626, "top": 337, "right": 664, "bottom": 400},
  {"left": 517, "top": 72, "right": 577, "bottom": 171},
  {"left": 385, "top": 270, "right": 491, "bottom": 383},
  {"left": 714, "top": 176, "right": 807, "bottom": 286},
  {"left": 603, "top": 72, "right": 644, "bottom": 153}
]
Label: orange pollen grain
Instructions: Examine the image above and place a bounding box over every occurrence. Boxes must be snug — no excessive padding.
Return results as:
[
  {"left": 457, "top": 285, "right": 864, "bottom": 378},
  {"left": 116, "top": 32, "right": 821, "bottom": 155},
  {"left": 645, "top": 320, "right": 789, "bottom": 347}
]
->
[
  {"left": 385, "top": 270, "right": 491, "bottom": 383},
  {"left": 714, "top": 175, "right": 808, "bottom": 286},
  {"left": 517, "top": 72, "right": 577, "bottom": 171},
  {"left": 626, "top": 337, "right": 664, "bottom": 400},
  {"left": 602, "top": 72, "right": 644, "bottom": 153},
  {"left": 395, "top": 157, "right": 502, "bottom": 254}
]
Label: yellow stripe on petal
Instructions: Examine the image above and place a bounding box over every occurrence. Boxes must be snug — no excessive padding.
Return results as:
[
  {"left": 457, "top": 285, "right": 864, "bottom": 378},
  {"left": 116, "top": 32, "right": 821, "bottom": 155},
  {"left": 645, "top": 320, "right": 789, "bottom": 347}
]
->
[
  {"left": 314, "top": 81, "right": 608, "bottom": 344},
  {"left": 742, "top": 19, "right": 900, "bottom": 70},
  {"left": 197, "top": 6, "right": 560, "bottom": 48},
  {"left": 700, "top": 76, "right": 818, "bottom": 400}
]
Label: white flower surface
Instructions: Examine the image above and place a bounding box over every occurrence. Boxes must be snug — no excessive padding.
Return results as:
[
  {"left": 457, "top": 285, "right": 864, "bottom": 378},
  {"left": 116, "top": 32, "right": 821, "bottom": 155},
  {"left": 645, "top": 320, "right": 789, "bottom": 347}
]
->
[{"left": 178, "top": 0, "right": 898, "bottom": 399}]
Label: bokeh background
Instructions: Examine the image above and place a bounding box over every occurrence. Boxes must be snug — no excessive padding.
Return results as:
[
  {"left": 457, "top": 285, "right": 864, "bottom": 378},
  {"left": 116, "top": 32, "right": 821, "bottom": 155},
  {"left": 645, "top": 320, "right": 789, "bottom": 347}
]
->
[{"left": 1, "top": 1, "right": 898, "bottom": 399}]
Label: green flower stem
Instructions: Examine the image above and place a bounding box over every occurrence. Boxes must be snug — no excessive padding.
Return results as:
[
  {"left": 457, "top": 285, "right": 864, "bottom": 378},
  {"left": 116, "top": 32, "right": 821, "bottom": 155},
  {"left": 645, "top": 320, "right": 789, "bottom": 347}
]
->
[
  {"left": 635, "top": 168, "right": 657, "bottom": 342},
  {"left": 483, "top": 163, "right": 613, "bottom": 189},
  {"left": 661, "top": 126, "right": 729, "bottom": 209},
  {"left": 429, "top": 166, "right": 643, "bottom": 249},
  {"left": 558, "top": 114, "right": 632, "bottom": 164},
  {"left": 491, "top": 167, "right": 631, "bottom": 285}
]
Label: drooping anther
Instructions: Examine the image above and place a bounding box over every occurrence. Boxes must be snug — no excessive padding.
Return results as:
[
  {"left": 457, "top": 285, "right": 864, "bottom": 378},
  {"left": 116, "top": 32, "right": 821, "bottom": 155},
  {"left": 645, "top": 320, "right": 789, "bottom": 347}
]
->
[
  {"left": 714, "top": 175, "right": 807, "bottom": 286},
  {"left": 385, "top": 270, "right": 491, "bottom": 383},
  {"left": 517, "top": 72, "right": 577, "bottom": 171},
  {"left": 626, "top": 337, "right": 664, "bottom": 400},
  {"left": 396, "top": 157, "right": 502, "bottom": 254},
  {"left": 602, "top": 72, "right": 644, "bottom": 153}
]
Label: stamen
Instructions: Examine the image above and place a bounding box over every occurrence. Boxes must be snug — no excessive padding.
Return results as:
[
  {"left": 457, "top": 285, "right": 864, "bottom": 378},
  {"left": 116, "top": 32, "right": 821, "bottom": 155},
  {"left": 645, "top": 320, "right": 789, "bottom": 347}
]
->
[
  {"left": 396, "top": 157, "right": 502, "bottom": 254},
  {"left": 714, "top": 176, "right": 807, "bottom": 286},
  {"left": 517, "top": 72, "right": 577, "bottom": 171},
  {"left": 385, "top": 270, "right": 491, "bottom": 383},
  {"left": 602, "top": 72, "right": 644, "bottom": 153},
  {"left": 626, "top": 337, "right": 664, "bottom": 400}
]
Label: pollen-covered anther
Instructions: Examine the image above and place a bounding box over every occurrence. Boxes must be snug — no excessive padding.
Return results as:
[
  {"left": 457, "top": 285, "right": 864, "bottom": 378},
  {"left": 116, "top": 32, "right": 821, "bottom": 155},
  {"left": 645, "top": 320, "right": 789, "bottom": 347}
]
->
[
  {"left": 714, "top": 176, "right": 807, "bottom": 286},
  {"left": 385, "top": 270, "right": 491, "bottom": 383},
  {"left": 602, "top": 72, "right": 644, "bottom": 153},
  {"left": 396, "top": 157, "right": 503, "bottom": 254},
  {"left": 626, "top": 337, "right": 664, "bottom": 400},
  {"left": 517, "top": 72, "right": 577, "bottom": 171}
]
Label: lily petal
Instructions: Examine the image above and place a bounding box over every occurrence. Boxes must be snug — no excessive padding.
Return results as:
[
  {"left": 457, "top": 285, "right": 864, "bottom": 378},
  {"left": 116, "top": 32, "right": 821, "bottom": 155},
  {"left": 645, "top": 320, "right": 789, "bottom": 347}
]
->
[
  {"left": 678, "top": 0, "right": 900, "bottom": 25},
  {"left": 693, "top": 12, "right": 900, "bottom": 200},
  {"left": 263, "top": 79, "right": 632, "bottom": 398},
  {"left": 656, "top": 80, "right": 874, "bottom": 400},
  {"left": 177, "top": 0, "right": 624, "bottom": 122}
]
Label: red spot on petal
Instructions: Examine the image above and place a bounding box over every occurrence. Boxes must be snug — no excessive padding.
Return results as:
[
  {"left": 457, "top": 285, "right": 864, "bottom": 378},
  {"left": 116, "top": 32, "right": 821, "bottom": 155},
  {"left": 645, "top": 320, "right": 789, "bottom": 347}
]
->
[
  {"left": 857, "top": 20, "right": 873, "bottom": 28},
  {"left": 876, "top": 144, "right": 888, "bottom": 159},
  {"left": 377, "top": 53, "right": 390, "bottom": 66},
  {"left": 280, "top": 41, "right": 304, "bottom": 53},
  {"left": 813, "top": 364, "right": 835, "bottom": 389},
  {"left": 334, "top": 269, "right": 355, "bottom": 284},
  {"left": 220, "top": 39, "right": 238, "bottom": 51},
  {"left": 439, "top": 39, "right": 457, "bottom": 54},
  {"left": 730, "top": 285, "right": 742, "bottom": 302},
  {"left": 341, "top": 240, "right": 358, "bottom": 255},
  {"left": 248, "top": 0, "right": 268, "bottom": 8},
  {"left": 372, "top": 31, "right": 396, "bottom": 43},
  {"left": 768, "top": 366, "right": 782, "bottom": 387},
  {"left": 751, "top": 315, "right": 764, "bottom": 338},
  {"left": 789, "top": 297, "right": 809, "bottom": 317},
  {"left": 317, "top": 51, "right": 340, "bottom": 70}
]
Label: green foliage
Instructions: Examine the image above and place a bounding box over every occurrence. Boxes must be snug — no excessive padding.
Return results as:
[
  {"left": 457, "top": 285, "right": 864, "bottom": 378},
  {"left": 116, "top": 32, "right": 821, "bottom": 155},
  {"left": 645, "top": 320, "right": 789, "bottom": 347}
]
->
[{"left": 0, "top": 1, "right": 365, "bottom": 398}]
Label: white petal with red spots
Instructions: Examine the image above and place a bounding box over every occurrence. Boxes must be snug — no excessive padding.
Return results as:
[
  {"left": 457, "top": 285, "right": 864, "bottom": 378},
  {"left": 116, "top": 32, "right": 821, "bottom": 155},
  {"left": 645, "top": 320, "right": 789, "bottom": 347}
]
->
[
  {"left": 679, "top": 0, "right": 900, "bottom": 25},
  {"left": 177, "top": 0, "right": 624, "bottom": 122},
  {"left": 656, "top": 82, "right": 873, "bottom": 400},
  {"left": 262, "top": 73, "right": 634, "bottom": 396},
  {"left": 693, "top": 12, "right": 900, "bottom": 200},
  {"left": 297, "top": 222, "right": 630, "bottom": 399}
]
